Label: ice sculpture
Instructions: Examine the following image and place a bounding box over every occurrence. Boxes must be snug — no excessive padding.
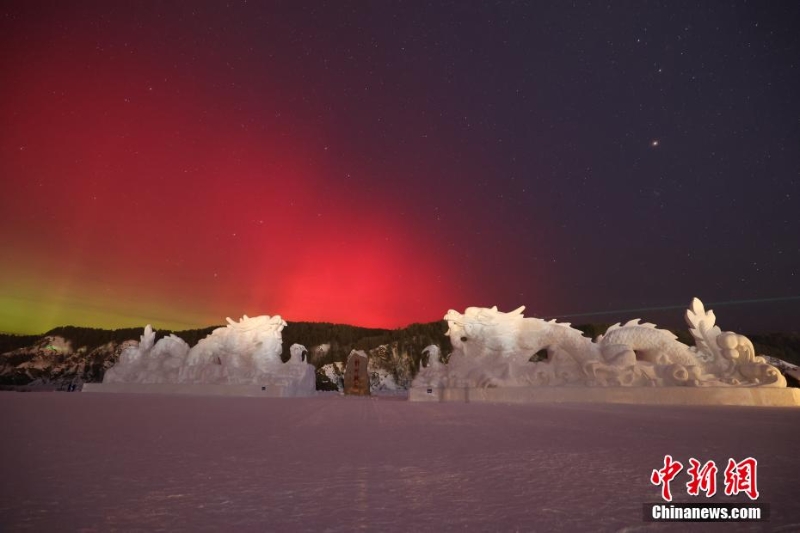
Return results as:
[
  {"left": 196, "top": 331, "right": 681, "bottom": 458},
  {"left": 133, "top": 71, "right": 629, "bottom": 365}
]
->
[
  {"left": 289, "top": 343, "right": 308, "bottom": 363},
  {"left": 421, "top": 345, "right": 442, "bottom": 369},
  {"left": 413, "top": 298, "right": 787, "bottom": 389},
  {"left": 103, "top": 326, "right": 190, "bottom": 384},
  {"left": 103, "top": 315, "right": 315, "bottom": 395}
]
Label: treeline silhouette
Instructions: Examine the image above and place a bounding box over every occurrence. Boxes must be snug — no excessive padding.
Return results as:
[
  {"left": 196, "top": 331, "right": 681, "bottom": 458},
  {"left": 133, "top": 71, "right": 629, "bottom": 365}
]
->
[
  {"left": 281, "top": 321, "right": 453, "bottom": 368},
  {"left": 0, "top": 322, "right": 797, "bottom": 387},
  {"left": 0, "top": 321, "right": 452, "bottom": 367},
  {"left": 0, "top": 320, "right": 455, "bottom": 386},
  {"left": 41, "top": 325, "right": 222, "bottom": 353}
]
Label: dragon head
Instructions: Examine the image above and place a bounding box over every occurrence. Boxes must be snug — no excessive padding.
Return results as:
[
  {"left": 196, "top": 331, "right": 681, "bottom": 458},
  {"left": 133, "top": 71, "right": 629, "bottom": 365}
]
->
[{"left": 444, "top": 305, "right": 532, "bottom": 357}]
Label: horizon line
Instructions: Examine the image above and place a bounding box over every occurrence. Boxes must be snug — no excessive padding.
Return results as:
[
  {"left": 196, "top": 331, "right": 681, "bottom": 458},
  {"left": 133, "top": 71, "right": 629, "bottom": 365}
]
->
[
  {"left": 2, "top": 296, "right": 798, "bottom": 336},
  {"left": 542, "top": 296, "right": 800, "bottom": 320}
]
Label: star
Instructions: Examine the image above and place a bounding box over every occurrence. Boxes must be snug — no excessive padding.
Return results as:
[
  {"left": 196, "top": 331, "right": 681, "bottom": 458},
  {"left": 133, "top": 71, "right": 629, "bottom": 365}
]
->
[{"left": 650, "top": 139, "right": 660, "bottom": 147}]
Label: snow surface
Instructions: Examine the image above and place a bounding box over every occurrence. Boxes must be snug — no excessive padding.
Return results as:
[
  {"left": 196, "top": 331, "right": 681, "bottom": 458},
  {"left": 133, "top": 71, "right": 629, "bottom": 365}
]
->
[
  {"left": 1, "top": 392, "right": 798, "bottom": 531},
  {"left": 321, "top": 362, "right": 344, "bottom": 391},
  {"left": 370, "top": 367, "right": 399, "bottom": 391}
]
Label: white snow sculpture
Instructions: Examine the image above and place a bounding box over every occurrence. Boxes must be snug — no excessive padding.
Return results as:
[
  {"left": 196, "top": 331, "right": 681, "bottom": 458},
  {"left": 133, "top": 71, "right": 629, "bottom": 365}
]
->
[
  {"left": 179, "top": 315, "right": 288, "bottom": 382},
  {"left": 421, "top": 345, "right": 442, "bottom": 369},
  {"left": 289, "top": 343, "right": 308, "bottom": 364},
  {"left": 103, "top": 315, "right": 315, "bottom": 395},
  {"left": 104, "top": 326, "right": 190, "bottom": 384},
  {"left": 413, "top": 298, "right": 786, "bottom": 389}
]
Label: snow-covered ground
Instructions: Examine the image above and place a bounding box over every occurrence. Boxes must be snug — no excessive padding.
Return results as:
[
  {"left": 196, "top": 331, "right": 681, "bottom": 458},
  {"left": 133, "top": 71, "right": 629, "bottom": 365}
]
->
[{"left": 1, "top": 392, "right": 798, "bottom": 531}]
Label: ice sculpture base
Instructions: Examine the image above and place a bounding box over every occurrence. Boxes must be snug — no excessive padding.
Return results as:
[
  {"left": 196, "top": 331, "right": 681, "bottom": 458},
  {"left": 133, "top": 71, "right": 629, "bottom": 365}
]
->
[
  {"left": 409, "top": 386, "right": 800, "bottom": 407},
  {"left": 83, "top": 382, "right": 316, "bottom": 398}
]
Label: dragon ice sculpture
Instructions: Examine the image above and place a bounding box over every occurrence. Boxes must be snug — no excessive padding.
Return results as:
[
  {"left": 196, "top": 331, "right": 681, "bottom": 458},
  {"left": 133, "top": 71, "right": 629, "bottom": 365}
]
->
[
  {"left": 104, "top": 315, "right": 315, "bottom": 393},
  {"left": 413, "top": 298, "right": 786, "bottom": 389}
]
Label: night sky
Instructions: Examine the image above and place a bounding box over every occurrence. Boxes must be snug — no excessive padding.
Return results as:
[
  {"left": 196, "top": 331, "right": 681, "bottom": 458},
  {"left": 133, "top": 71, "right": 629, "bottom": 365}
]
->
[{"left": 2, "top": 1, "right": 799, "bottom": 334}]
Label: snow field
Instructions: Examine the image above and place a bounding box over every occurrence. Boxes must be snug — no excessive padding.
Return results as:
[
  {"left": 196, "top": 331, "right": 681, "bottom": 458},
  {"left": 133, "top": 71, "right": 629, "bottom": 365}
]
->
[{"left": 1, "top": 392, "right": 798, "bottom": 531}]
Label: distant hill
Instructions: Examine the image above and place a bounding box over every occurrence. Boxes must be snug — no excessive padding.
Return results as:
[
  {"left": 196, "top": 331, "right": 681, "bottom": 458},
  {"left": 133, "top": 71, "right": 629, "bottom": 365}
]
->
[
  {"left": 1, "top": 321, "right": 798, "bottom": 389},
  {"left": 0, "top": 321, "right": 452, "bottom": 389}
]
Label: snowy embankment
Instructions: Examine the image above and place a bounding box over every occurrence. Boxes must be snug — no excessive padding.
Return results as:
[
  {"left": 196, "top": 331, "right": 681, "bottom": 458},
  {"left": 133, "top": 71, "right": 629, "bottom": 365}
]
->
[{"left": 1, "top": 393, "right": 798, "bottom": 531}]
